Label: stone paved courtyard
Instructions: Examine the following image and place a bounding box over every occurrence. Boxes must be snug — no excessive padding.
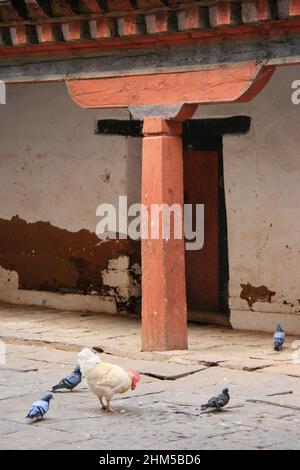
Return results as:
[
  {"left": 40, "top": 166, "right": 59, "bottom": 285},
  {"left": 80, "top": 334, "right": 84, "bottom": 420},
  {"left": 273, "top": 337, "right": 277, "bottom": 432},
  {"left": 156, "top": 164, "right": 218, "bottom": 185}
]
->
[{"left": 0, "top": 304, "right": 300, "bottom": 450}]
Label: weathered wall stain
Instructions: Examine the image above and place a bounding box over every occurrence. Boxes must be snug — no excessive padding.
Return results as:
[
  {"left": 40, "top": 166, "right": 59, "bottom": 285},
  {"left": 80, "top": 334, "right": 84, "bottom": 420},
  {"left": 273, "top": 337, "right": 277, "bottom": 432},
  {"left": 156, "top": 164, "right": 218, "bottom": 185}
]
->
[
  {"left": 240, "top": 282, "right": 276, "bottom": 309},
  {"left": 0, "top": 216, "right": 140, "bottom": 295}
]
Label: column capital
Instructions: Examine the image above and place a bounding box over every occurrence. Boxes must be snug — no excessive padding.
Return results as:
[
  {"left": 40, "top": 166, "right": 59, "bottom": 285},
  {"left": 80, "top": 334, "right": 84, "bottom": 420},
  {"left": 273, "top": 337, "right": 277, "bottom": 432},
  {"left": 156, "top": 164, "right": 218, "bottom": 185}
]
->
[
  {"left": 142, "top": 118, "right": 182, "bottom": 137},
  {"left": 130, "top": 103, "right": 197, "bottom": 121}
]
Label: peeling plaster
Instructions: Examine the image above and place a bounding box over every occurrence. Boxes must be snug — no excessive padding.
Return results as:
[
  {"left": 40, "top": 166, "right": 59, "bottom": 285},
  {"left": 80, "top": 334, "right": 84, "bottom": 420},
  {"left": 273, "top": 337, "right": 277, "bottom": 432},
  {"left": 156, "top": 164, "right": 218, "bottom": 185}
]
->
[
  {"left": 102, "top": 255, "right": 141, "bottom": 311},
  {"left": 0, "top": 216, "right": 141, "bottom": 312},
  {"left": 240, "top": 283, "right": 276, "bottom": 308}
]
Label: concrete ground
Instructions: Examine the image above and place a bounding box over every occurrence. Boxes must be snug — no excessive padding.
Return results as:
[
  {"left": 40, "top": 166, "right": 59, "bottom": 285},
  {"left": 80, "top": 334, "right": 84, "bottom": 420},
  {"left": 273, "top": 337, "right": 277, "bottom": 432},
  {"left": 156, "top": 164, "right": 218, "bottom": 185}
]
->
[{"left": 0, "top": 303, "right": 300, "bottom": 450}]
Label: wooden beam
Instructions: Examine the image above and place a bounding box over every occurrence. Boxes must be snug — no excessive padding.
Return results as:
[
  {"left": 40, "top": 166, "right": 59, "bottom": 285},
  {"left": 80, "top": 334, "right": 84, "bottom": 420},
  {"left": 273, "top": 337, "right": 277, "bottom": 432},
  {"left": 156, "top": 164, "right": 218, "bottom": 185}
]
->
[
  {"left": 96, "top": 116, "right": 252, "bottom": 136},
  {"left": 61, "top": 21, "right": 91, "bottom": 41},
  {"left": 107, "top": 0, "right": 134, "bottom": 11},
  {"left": 136, "top": 0, "right": 166, "bottom": 7},
  {"left": 278, "top": 0, "right": 300, "bottom": 18},
  {"left": 0, "top": 11, "right": 300, "bottom": 60},
  {"left": 89, "top": 17, "right": 115, "bottom": 38},
  {"left": 67, "top": 63, "right": 274, "bottom": 109},
  {"left": 24, "top": 0, "right": 49, "bottom": 20},
  {"left": 49, "top": 0, "right": 76, "bottom": 17},
  {"left": 209, "top": 2, "right": 242, "bottom": 27},
  {"left": 36, "top": 23, "right": 62, "bottom": 44},
  {"left": 0, "top": 1, "right": 23, "bottom": 22},
  {"left": 117, "top": 14, "right": 146, "bottom": 36},
  {"left": 78, "top": 0, "right": 106, "bottom": 14},
  {"left": 9, "top": 24, "right": 37, "bottom": 45},
  {"left": 145, "top": 11, "right": 177, "bottom": 33},
  {"left": 242, "top": 1, "right": 276, "bottom": 23},
  {"left": 1, "top": 33, "right": 300, "bottom": 83},
  {"left": 177, "top": 6, "right": 209, "bottom": 31}
]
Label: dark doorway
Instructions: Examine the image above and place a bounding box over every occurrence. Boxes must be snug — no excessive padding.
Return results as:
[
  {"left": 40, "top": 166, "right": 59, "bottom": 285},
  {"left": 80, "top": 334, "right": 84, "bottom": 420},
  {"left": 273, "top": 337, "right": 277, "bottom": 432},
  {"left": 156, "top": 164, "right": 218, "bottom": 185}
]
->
[
  {"left": 184, "top": 149, "right": 221, "bottom": 314},
  {"left": 183, "top": 117, "right": 251, "bottom": 325}
]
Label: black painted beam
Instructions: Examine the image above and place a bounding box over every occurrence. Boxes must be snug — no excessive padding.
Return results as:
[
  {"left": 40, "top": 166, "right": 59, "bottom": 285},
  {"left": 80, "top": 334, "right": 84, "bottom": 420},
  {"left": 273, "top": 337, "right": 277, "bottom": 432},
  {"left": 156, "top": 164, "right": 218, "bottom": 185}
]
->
[
  {"left": 97, "top": 116, "right": 251, "bottom": 138},
  {"left": 97, "top": 119, "right": 143, "bottom": 137}
]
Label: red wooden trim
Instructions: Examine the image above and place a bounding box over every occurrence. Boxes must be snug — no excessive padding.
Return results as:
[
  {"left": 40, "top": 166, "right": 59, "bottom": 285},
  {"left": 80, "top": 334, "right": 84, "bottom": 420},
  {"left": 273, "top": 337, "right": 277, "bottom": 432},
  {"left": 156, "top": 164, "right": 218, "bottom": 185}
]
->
[
  {"left": 242, "top": 0, "right": 273, "bottom": 23},
  {"left": 0, "top": 17, "right": 300, "bottom": 60},
  {"left": 79, "top": 0, "right": 106, "bottom": 14},
  {"left": 236, "top": 65, "right": 275, "bottom": 102},
  {"left": 177, "top": 6, "right": 209, "bottom": 31},
  {"left": 209, "top": 2, "right": 240, "bottom": 27},
  {"left": 36, "top": 23, "right": 57, "bottom": 43},
  {"left": 24, "top": 0, "right": 49, "bottom": 20},
  {"left": 67, "top": 63, "right": 275, "bottom": 109},
  {"left": 89, "top": 17, "right": 115, "bottom": 39}
]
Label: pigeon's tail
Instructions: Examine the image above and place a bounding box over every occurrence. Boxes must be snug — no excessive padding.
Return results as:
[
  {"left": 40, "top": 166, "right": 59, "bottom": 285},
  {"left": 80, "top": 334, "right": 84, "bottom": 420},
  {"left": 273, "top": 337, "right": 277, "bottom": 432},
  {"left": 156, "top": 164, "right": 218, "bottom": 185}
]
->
[
  {"left": 26, "top": 409, "right": 39, "bottom": 419},
  {"left": 200, "top": 403, "right": 209, "bottom": 411},
  {"left": 52, "top": 381, "right": 63, "bottom": 392},
  {"left": 274, "top": 338, "right": 284, "bottom": 351}
]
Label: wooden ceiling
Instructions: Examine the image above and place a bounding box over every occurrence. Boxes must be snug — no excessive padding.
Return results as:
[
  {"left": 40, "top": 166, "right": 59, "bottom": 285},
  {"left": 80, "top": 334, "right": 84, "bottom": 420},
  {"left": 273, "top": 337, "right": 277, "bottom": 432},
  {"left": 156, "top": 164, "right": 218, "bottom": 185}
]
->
[{"left": 0, "top": 1, "right": 298, "bottom": 45}]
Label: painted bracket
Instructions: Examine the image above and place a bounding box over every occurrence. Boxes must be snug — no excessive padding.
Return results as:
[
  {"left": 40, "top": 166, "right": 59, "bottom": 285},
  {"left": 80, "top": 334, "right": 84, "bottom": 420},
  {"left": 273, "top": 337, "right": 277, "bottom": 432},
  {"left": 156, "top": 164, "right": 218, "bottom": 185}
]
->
[{"left": 66, "top": 63, "right": 275, "bottom": 114}]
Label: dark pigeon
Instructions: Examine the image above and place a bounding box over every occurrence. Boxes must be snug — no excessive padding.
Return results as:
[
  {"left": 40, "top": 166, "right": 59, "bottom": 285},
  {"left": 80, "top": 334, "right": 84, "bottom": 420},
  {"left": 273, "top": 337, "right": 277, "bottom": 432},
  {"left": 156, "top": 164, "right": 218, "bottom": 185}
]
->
[
  {"left": 26, "top": 393, "right": 53, "bottom": 421},
  {"left": 200, "top": 388, "right": 230, "bottom": 411},
  {"left": 52, "top": 365, "right": 82, "bottom": 392},
  {"left": 274, "top": 323, "right": 286, "bottom": 351}
]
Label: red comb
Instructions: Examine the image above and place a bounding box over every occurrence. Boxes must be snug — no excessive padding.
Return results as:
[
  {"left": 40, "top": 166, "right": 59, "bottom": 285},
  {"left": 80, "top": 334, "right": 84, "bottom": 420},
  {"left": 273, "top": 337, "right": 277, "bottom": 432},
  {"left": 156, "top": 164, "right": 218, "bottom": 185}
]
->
[{"left": 128, "top": 368, "right": 140, "bottom": 378}]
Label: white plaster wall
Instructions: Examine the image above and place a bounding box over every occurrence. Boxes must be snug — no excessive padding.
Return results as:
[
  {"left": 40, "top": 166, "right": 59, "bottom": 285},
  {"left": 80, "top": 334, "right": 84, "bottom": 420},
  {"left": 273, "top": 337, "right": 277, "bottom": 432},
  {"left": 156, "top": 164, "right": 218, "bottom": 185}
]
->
[
  {"left": 0, "top": 82, "right": 140, "bottom": 233},
  {"left": 0, "top": 265, "right": 117, "bottom": 314},
  {"left": 194, "top": 65, "right": 300, "bottom": 333},
  {"left": 0, "top": 82, "right": 141, "bottom": 312}
]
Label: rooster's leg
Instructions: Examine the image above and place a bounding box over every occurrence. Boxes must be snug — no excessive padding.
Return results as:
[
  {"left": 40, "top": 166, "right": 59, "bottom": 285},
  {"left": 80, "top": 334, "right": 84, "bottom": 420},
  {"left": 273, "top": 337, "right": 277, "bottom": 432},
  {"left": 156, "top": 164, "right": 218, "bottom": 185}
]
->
[
  {"left": 99, "top": 397, "right": 108, "bottom": 410},
  {"left": 106, "top": 401, "right": 126, "bottom": 414},
  {"left": 106, "top": 401, "right": 118, "bottom": 413}
]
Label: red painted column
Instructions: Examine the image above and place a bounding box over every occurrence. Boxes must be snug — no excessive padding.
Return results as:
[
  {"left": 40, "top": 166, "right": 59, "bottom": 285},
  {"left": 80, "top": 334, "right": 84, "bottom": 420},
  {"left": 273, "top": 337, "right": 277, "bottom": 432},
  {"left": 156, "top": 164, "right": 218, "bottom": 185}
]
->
[{"left": 141, "top": 118, "right": 188, "bottom": 351}]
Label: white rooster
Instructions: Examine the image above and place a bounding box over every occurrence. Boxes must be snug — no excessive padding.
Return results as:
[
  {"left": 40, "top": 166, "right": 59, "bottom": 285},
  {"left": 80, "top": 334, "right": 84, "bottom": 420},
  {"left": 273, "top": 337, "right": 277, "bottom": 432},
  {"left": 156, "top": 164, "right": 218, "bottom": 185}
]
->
[{"left": 78, "top": 348, "right": 140, "bottom": 413}]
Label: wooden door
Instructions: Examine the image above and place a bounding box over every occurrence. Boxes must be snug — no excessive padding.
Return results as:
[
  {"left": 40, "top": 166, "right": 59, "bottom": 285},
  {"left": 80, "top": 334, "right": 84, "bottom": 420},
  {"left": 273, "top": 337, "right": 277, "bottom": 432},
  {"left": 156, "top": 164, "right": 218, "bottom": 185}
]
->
[{"left": 184, "top": 151, "right": 220, "bottom": 312}]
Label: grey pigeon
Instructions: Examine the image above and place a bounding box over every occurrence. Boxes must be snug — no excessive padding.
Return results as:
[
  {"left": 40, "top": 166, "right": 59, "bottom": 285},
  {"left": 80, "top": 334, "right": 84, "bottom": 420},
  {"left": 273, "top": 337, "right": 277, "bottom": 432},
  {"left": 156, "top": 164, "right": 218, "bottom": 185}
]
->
[
  {"left": 26, "top": 393, "right": 53, "bottom": 421},
  {"left": 274, "top": 323, "right": 286, "bottom": 351},
  {"left": 52, "top": 365, "right": 82, "bottom": 392},
  {"left": 200, "top": 388, "right": 230, "bottom": 411}
]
